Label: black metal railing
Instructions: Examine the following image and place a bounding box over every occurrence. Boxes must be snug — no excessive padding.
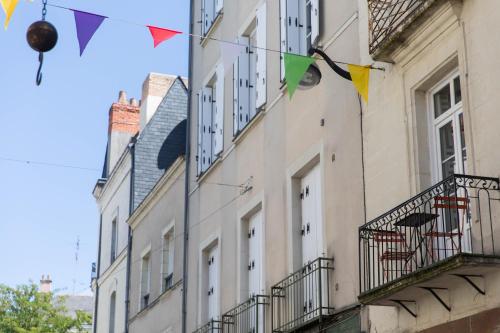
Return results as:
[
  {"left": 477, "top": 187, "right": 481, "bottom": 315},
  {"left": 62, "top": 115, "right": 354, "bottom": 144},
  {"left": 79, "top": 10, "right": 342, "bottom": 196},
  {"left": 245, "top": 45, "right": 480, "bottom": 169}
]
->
[
  {"left": 222, "top": 295, "right": 269, "bottom": 333},
  {"left": 193, "top": 319, "right": 223, "bottom": 333},
  {"left": 271, "top": 257, "right": 334, "bottom": 332},
  {"left": 359, "top": 174, "right": 500, "bottom": 294},
  {"left": 368, "top": 0, "right": 436, "bottom": 55}
]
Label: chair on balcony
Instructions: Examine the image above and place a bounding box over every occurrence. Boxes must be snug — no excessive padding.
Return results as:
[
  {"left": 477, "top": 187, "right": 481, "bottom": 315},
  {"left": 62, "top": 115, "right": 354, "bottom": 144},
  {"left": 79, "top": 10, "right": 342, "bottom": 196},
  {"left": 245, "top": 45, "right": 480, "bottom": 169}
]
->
[
  {"left": 374, "top": 230, "right": 414, "bottom": 279},
  {"left": 424, "top": 195, "right": 469, "bottom": 260}
]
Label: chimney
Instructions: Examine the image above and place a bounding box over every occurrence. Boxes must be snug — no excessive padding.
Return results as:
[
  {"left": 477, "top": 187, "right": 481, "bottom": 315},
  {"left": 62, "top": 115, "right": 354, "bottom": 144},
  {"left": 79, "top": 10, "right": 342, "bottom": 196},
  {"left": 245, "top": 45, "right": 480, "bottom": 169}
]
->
[
  {"left": 140, "top": 73, "right": 177, "bottom": 130},
  {"left": 40, "top": 274, "right": 52, "bottom": 293},
  {"left": 106, "top": 92, "right": 140, "bottom": 176}
]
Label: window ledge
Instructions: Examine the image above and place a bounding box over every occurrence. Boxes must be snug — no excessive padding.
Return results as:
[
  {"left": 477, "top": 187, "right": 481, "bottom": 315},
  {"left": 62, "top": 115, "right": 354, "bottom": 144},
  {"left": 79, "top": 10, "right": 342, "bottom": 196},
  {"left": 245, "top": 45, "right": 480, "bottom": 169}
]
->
[
  {"left": 232, "top": 110, "right": 265, "bottom": 146},
  {"left": 200, "top": 12, "right": 223, "bottom": 47},
  {"left": 197, "top": 155, "right": 222, "bottom": 184}
]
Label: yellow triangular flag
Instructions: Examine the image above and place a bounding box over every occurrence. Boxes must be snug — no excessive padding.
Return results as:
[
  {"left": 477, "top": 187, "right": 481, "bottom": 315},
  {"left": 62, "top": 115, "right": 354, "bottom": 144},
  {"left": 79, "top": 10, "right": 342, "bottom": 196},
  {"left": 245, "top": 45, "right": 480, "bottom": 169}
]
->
[
  {"left": 1, "top": 0, "right": 19, "bottom": 29},
  {"left": 348, "top": 64, "right": 371, "bottom": 102}
]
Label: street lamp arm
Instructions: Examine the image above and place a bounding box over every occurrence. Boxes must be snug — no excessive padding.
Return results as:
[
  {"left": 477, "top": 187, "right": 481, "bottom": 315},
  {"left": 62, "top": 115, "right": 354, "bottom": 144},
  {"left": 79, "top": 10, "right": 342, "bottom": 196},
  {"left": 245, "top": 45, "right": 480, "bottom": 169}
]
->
[{"left": 310, "top": 48, "right": 352, "bottom": 82}]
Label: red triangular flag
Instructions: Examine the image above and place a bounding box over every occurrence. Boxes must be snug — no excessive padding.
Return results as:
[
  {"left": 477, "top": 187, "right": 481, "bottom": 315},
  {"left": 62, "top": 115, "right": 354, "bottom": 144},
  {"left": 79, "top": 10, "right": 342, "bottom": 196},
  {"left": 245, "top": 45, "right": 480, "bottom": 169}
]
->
[{"left": 147, "top": 26, "right": 181, "bottom": 48}]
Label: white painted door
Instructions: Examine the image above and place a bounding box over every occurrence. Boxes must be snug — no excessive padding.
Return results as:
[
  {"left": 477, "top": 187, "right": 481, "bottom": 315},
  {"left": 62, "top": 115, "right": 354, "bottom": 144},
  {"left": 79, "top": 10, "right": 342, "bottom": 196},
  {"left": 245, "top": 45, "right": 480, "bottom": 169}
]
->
[
  {"left": 431, "top": 74, "right": 470, "bottom": 255},
  {"left": 207, "top": 245, "right": 219, "bottom": 320},
  {"left": 300, "top": 164, "right": 323, "bottom": 320}
]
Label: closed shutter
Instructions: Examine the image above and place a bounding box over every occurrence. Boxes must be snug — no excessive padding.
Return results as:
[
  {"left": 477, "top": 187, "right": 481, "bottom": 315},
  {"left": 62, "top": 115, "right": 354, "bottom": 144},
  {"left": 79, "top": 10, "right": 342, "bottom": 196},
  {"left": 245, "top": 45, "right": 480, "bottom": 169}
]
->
[
  {"left": 249, "top": 32, "right": 257, "bottom": 120},
  {"left": 233, "top": 61, "right": 239, "bottom": 136},
  {"left": 201, "top": 87, "right": 213, "bottom": 172},
  {"left": 280, "top": 0, "right": 287, "bottom": 81},
  {"left": 215, "top": 0, "right": 223, "bottom": 15},
  {"left": 213, "top": 64, "right": 224, "bottom": 156},
  {"left": 207, "top": 246, "right": 219, "bottom": 320},
  {"left": 255, "top": 2, "right": 267, "bottom": 109},
  {"left": 248, "top": 211, "right": 262, "bottom": 297},
  {"left": 197, "top": 91, "right": 203, "bottom": 175},
  {"left": 203, "top": 0, "right": 215, "bottom": 35},
  {"left": 237, "top": 36, "right": 250, "bottom": 131},
  {"left": 310, "top": 0, "right": 320, "bottom": 47},
  {"left": 286, "top": 0, "right": 300, "bottom": 55}
]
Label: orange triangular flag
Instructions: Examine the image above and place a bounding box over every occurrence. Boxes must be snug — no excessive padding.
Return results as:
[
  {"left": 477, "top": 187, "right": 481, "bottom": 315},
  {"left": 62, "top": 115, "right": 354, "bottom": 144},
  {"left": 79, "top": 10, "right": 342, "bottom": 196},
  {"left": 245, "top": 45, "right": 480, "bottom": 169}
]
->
[{"left": 147, "top": 26, "right": 181, "bottom": 48}]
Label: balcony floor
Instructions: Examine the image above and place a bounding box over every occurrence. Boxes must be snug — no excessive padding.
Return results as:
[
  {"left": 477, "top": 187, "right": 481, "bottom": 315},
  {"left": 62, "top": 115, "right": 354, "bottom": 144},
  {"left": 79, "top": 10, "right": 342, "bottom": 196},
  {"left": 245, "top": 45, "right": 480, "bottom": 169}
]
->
[{"left": 359, "top": 253, "right": 500, "bottom": 306}]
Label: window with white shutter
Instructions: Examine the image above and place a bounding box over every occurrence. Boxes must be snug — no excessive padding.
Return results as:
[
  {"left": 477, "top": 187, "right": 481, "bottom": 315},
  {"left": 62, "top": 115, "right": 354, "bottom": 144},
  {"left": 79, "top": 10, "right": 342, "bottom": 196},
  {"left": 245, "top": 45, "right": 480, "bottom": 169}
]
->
[
  {"left": 233, "top": 2, "right": 268, "bottom": 137},
  {"left": 162, "top": 229, "right": 175, "bottom": 292},
  {"left": 202, "top": 0, "right": 223, "bottom": 36},
  {"left": 280, "top": 0, "right": 320, "bottom": 81},
  {"left": 197, "top": 68, "right": 224, "bottom": 176}
]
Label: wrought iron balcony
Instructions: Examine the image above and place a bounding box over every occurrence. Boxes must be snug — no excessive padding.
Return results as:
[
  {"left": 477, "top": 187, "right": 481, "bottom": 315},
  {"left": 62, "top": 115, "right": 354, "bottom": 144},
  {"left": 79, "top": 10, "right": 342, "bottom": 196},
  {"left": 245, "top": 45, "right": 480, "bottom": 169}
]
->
[
  {"left": 359, "top": 174, "right": 500, "bottom": 300},
  {"left": 222, "top": 295, "right": 269, "bottom": 333},
  {"left": 271, "top": 257, "right": 334, "bottom": 332},
  {"left": 193, "top": 320, "right": 222, "bottom": 333},
  {"left": 368, "top": 0, "right": 439, "bottom": 59}
]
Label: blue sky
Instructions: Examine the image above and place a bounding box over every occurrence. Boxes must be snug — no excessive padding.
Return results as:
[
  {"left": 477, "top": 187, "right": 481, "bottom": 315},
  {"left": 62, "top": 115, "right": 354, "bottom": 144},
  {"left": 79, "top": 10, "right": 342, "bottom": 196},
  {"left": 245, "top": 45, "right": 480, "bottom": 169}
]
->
[{"left": 0, "top": 0, "right": 188, "bottom": 294}]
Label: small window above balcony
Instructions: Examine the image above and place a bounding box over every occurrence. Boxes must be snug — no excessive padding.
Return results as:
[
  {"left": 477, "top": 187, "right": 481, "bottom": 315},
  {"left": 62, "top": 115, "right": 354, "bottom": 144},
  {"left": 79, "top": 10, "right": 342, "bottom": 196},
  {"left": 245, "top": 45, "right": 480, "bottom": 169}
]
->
[{"left": 368, "top": 0, "right": 443, "bottom": 61}]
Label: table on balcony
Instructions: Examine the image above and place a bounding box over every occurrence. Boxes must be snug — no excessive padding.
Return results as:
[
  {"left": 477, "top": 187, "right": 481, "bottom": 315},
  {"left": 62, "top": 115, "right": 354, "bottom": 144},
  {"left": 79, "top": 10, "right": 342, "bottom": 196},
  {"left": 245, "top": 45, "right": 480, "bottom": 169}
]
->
[{"left": 394, "top": 212, "right": 439, "bottom": 268}]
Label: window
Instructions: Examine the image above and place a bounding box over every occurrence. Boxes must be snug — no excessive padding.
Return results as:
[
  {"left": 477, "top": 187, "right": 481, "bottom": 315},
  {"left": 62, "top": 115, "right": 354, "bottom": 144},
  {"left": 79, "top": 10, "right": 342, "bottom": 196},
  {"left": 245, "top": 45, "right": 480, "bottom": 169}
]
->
[
  {"left": 280, "top": 0, "right": 320, "bottom": 80},
  {"left": 197, "top": 65, "right": 224, "bottom": 175},
  {"left": 140, "top": 252, "right": 151, "bottom": 310},
  {"left": 202, "top": 0, "right": 223, "bottom": 36},
  {"left": 246, "top": 210, "right": 263, "bottom": 297},
  {"left": 233, "top": 3, "right": 267, "bottom": 136},
  {"left": 110, "top": 217, "right": 118, "bottom": 263},
  {"left": 109, "top": 292, "right": 116, "bottom": 333},
  {"left": 161, "top": 229, "right": 174, "bottom": 292}
]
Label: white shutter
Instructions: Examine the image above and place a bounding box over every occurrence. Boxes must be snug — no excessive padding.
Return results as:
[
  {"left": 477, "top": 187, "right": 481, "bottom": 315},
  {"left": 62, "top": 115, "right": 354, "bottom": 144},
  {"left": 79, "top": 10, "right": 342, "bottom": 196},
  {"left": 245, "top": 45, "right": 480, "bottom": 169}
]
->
[
  {"left": 280, "top": 0, "right": 287, "bottom": 81},
  {"left": 207, "top": 246, "right": 219, "bottom": 320},
  {"left": 255, "top": 2, "right": 267, "bottom": 109},
  {"left": 233, "top": 61, "right": 239, "bottom": 136},
  {"left": 286, "top": 0, "right": 300, "bottom": 55},
  {"left": 201, "top": 87, "right": 213, "bottom": 172},
  {"left": 248, "top": 211, "right": 262, "bottom": 297},
  {"left": 310, "top": 0, "right": 320, "bottom": 47},
  {"left": 213, "top": 64, "right": 224, "bottom": 156},
  {"left": 197, "top": 91, "right": 203, "bottom": 175},
  {"left": 249, "top": 32, "right": 257, "bottom": 120},
  {"left": 203, "top": 0, "right": 215, "bottom": 35},
  {"left": 237, "top": 36, "right": 250, "bottom": 131},
  {"left": 299, "top": 0, "right": 309, "bottom": 55},
  {"left": 215, "top": 0, "right": 223, "bottom": 15}
]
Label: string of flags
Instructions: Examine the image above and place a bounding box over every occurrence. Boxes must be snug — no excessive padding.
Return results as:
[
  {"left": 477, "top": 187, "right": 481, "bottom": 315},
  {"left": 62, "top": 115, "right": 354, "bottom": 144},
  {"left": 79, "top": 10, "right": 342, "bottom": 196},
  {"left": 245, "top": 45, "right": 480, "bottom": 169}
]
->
[{"left": 1, "top": 0, "right": 375, "bottom": 102}]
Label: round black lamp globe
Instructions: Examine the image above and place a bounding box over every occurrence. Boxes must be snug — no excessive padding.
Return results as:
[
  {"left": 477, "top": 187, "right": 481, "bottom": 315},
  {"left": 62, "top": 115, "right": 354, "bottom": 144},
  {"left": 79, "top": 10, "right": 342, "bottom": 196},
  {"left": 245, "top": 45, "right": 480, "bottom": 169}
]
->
[{"left": 27, "top": 20, "right": 58, "bottom": 53}]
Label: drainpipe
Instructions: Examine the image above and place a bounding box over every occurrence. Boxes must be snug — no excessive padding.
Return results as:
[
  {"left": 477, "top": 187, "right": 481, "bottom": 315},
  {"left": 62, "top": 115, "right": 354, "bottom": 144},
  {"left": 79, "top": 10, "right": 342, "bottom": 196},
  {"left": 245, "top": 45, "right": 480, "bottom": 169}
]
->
[
  {"left": 92, "top": 214, "right": 103, "bottom": 333},
  {"left": 181, "top": 1, "right": 195, "bottom": 332},
  {"left": 125, "top": 138, "right": 136, "bottom": 333}
]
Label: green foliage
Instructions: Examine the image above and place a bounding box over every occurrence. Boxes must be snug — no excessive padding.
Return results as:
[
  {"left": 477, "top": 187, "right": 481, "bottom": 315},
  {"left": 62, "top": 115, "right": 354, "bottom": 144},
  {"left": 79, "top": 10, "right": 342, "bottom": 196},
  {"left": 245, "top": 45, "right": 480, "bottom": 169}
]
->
[{"left": 0, "top": 284, "right": 92, "bottom": 333}]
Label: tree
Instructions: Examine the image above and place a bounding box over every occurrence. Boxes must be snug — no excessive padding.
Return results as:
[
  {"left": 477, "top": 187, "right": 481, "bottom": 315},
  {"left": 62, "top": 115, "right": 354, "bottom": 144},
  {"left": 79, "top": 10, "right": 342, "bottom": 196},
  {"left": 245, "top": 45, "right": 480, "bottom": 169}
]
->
[{"left": 0, "top": 283, "right": 92, "bottom": 333}]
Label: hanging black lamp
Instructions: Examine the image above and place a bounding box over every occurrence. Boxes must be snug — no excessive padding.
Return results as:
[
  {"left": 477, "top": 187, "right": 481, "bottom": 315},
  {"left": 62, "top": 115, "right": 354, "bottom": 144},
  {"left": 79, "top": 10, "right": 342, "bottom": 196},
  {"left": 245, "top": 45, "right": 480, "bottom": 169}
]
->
[{"left": 26, "top": 0, "right": 58, "bottom": 85}]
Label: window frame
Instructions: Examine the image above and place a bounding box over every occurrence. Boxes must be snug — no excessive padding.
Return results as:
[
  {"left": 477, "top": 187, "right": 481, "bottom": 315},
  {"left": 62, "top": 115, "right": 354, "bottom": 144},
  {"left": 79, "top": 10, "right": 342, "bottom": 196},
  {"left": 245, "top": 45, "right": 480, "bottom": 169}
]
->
[
  {"left": 140, "top": 249, "right": 152, "bottom": 311},
  {"left": 161, "top": 224, "right": 175, "bottom": 293}
]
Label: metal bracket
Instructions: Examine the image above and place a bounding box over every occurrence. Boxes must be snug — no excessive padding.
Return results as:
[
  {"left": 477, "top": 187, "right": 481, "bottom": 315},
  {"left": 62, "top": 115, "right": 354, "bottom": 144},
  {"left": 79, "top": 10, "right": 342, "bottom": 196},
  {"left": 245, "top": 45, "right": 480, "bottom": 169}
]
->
[
  {"left": 419, "top": 287, "right": 451, "bottom": 312},
  {"left": 452, "top": 274, "right": 485, "bottom": 295},
  {"left": 390, "top": 299, "right": 417, "bottom": 318}
]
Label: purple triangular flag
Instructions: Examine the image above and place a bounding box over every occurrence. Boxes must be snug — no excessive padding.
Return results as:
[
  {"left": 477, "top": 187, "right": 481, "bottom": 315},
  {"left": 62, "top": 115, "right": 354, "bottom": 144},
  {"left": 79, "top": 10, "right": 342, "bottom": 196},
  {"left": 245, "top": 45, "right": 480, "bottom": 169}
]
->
[{"left": 72, "top": 10, "right": 107, "bottom": 56}]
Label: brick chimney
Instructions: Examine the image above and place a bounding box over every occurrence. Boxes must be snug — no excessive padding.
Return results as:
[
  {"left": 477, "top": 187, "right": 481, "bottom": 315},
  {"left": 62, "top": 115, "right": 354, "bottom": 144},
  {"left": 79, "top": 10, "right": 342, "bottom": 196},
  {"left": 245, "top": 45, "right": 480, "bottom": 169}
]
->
[
  {"left": 106, "top": 91, "right": 140, "bottom": 176},
  {"left": 40, "top": 274, "right": 52, "bottom": 293},
  {"left": 140, "top": 73, "right": 177, "bottom": 130}
]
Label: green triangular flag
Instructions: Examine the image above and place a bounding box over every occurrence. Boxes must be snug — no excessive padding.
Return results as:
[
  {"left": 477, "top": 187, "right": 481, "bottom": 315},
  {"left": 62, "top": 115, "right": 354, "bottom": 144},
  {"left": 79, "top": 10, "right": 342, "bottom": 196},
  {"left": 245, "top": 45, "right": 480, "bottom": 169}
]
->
[{"left": 284, "top": 53, "right": 316, "bottom": 99}]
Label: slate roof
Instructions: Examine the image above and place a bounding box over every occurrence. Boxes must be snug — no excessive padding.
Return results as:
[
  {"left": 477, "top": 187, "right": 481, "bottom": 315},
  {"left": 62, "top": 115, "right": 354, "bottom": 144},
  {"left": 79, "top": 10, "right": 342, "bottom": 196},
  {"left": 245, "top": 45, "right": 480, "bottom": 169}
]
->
[{"left": 132, "top": 77, "right": 188, "bottom": 210}]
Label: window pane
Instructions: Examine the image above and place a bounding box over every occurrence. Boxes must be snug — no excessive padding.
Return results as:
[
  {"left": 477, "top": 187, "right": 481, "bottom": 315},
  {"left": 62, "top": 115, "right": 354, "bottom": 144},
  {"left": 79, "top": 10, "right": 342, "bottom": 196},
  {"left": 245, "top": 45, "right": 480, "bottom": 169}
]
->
[
  {"left": 434, "top": 84, "right": 451, "bottom": 118},
  {"left": 454, "top": 76, "right": 462, "bottom": 104},
  {"left": 459, "top": 113, "right": 467, "bottom": 172},
  {"left": 439, "top": 121, "right": 455, "bottom": 178}
]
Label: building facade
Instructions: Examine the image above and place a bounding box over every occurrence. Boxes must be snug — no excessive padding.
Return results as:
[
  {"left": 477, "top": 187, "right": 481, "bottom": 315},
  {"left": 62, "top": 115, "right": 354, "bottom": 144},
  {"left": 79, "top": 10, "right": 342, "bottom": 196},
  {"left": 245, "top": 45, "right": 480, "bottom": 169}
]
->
[
  {"left": 357, "top": 0, "right": 500, "bottom": 332},
  {"left": 185, "top": 0, "right": 365, "bottom": 332}
]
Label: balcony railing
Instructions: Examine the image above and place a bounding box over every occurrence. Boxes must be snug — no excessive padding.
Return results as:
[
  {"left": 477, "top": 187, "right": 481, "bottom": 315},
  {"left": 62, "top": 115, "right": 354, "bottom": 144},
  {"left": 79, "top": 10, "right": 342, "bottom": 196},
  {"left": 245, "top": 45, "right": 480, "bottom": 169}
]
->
[
  {"left": 222, "top": 295, "right": 269, "bottom": 333},
  {"left": 193, "top": 319, "right": 223, "bottom": 333},
  {"left": 359, "top": 174, "right": 500, "bottom": 294},
  {"left": 271, "top": 257, "right": 334, "bottom": 332},
  {"left": 368, "top": 0, "right": 437, "bottom": 56}
]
